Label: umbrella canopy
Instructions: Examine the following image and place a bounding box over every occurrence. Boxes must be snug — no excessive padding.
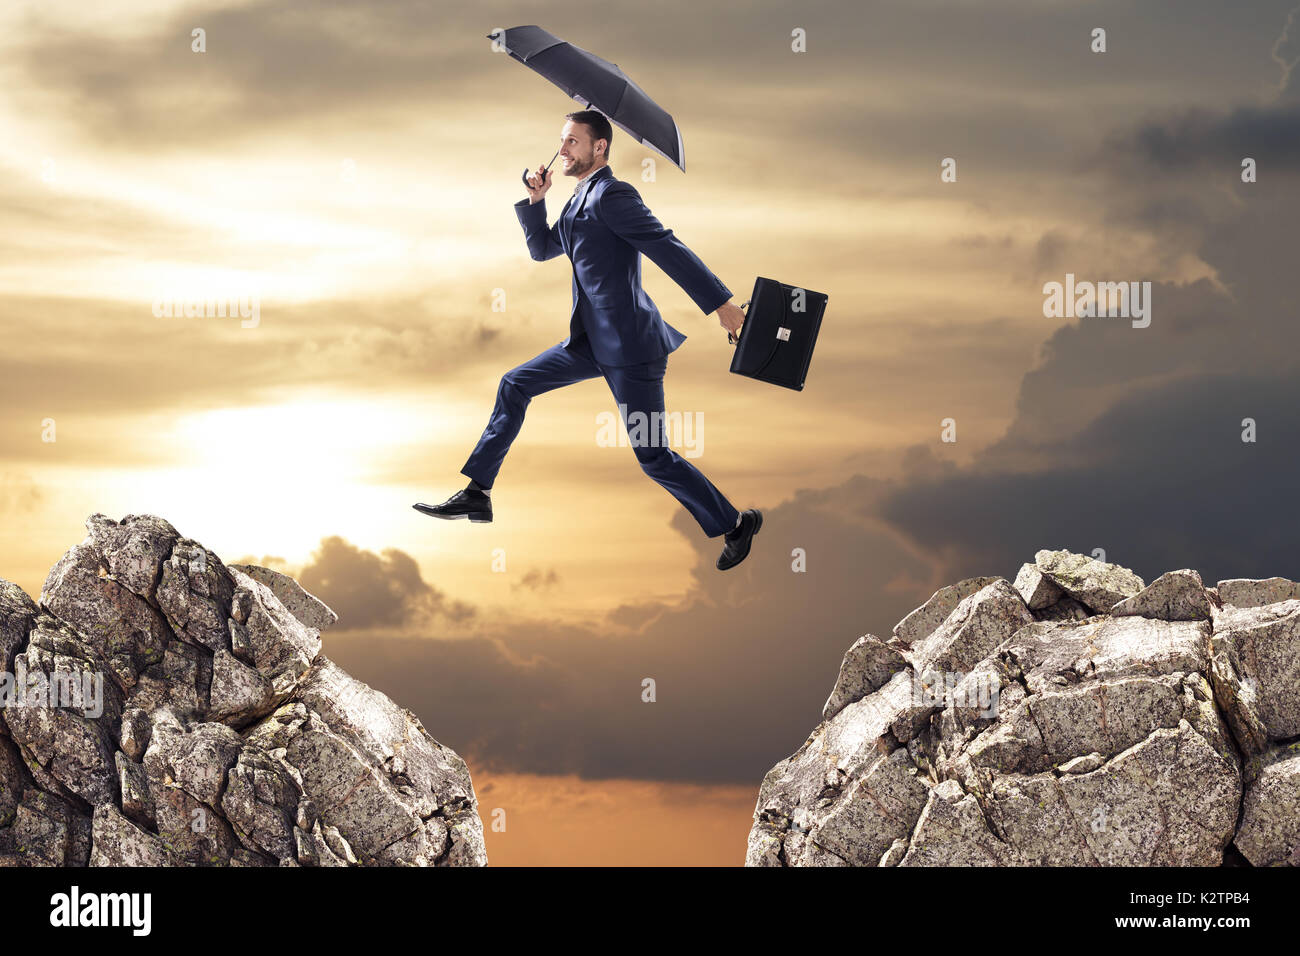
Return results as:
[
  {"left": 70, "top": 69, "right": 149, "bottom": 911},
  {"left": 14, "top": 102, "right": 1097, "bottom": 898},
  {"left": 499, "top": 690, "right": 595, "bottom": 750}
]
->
[{"left": 490, "top": 25, "right": 686, "bottom": 172}]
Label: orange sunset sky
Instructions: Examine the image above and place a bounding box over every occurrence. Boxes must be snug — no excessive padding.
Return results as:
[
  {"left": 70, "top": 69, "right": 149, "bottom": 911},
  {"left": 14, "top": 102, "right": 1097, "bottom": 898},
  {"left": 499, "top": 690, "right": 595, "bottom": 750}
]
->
[{"left": 3, "top": 0, "right": 1299, "bottom": 864}]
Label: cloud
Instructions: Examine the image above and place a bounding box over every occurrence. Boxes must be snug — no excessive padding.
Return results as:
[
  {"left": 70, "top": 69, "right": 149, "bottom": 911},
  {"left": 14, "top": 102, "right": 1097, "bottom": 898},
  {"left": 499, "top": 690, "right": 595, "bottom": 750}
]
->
[
  {"left": 1105, "top": 100, "right": 1300, "bottom": 173},
  {"left": 512, "top": 567, "right": 560, "bottom": 593},
  {"left": 320, "top": 480, "right": 945, "bottom": 784},
  {"left": 0, "top": 472, "right": 43, "bottom": 514},
  {"left": 1269, "top": 2, "right": 1300, "bottom": 97},
  {"left": 228, "top": 553, "right": 291, "bottom": 573},
  {"left": 0, "top": 289, "right": 518, "bottom": 463},
  {"left": 875, "top": 94, "right": 1300, "bottom": 583},
  {"left": 297, "top": 535, "right": 476, "bottom": 629},
  {"left": 11, "top": 1, "right": 486, "bottom": 147}
]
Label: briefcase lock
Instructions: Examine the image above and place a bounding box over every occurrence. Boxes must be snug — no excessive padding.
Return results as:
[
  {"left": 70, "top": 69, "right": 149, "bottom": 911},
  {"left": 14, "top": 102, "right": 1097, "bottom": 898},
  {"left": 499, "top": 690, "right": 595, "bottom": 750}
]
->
[{"left": 776, "top": 327, "right": 791, "bottom": 341}]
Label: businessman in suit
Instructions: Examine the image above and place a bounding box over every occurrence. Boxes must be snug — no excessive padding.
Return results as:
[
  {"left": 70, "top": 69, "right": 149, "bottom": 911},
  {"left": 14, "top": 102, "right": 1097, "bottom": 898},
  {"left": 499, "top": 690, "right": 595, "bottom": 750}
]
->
[{"left": 415, "top": 110, "right": 762, "bottom": 571}]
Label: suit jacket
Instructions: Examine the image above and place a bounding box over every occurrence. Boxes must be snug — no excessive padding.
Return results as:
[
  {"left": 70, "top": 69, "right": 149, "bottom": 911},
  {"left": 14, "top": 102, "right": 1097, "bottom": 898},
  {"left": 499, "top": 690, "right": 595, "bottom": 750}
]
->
[{"left": 514, "top": 165, "right": 732, "bottom": 367}]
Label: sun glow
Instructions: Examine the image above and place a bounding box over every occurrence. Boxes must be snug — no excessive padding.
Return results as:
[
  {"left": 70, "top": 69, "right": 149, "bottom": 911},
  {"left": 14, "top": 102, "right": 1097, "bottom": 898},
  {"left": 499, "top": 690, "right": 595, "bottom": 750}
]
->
[{"left": 136, "top": 397, "right": 438, "bottom": 555}]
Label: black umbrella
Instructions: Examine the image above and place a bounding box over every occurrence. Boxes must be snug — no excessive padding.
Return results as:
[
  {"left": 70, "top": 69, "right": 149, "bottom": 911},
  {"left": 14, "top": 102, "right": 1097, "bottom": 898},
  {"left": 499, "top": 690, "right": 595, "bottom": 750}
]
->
[{"left": 488, "top": 25, "right": 686, "bottom": 187}]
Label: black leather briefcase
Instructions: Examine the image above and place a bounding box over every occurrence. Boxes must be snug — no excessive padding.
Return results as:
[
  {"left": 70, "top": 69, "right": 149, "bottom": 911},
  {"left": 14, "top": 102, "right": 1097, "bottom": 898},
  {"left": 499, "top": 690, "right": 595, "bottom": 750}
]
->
[{"left": 727, "top": 277, "right": 827, "bottom": 390}]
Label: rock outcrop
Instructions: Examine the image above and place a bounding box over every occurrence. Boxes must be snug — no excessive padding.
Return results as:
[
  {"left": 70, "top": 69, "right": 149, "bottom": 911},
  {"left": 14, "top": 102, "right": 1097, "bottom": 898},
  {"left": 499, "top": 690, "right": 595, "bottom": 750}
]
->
[
  {"left": 747, "top": 549, "right": 1300, "bottom": 867},
  {"left": 0, "top": 514, "right": 486, "bottom": 867}
]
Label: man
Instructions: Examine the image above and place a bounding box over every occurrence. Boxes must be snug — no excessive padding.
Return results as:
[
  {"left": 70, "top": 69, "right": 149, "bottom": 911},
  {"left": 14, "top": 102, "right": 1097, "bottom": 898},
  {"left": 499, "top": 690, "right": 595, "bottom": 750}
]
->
[{"left": 415, "top": 110, "right": 761, "bottom": 571}]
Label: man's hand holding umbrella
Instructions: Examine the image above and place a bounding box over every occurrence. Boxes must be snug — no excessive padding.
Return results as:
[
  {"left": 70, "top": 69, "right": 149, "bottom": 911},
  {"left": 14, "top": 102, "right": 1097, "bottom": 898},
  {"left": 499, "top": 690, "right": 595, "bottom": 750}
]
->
[{"left": 525, "top": 165, "right": 553, "bottom": 204}]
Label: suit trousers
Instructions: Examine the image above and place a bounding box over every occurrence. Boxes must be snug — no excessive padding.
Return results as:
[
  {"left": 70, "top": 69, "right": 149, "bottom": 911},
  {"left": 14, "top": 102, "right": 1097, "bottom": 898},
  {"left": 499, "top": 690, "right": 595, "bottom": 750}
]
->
[{"left": 461, "top": 332, "right": 740, "bottom": 538}]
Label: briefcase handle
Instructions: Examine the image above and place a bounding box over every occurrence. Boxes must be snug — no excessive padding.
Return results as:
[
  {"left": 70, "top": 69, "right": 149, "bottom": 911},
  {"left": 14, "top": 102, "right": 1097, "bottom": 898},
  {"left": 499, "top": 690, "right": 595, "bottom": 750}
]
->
[{"left": 726, "top": 299, "right": 751, "bottom": 346}]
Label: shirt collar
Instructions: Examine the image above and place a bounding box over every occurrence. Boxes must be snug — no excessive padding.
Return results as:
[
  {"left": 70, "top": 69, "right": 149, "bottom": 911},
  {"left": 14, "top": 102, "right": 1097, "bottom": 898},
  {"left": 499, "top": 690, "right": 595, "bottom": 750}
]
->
[{"left": 576, "top": 164, "right": 610, "bottom": 189}]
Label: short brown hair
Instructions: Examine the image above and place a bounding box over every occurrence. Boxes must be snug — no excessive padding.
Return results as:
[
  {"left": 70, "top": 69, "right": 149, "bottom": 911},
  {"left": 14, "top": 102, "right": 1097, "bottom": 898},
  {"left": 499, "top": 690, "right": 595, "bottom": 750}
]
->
[{"left": 566, "top": 109, "right": 613, "bottom": 159}]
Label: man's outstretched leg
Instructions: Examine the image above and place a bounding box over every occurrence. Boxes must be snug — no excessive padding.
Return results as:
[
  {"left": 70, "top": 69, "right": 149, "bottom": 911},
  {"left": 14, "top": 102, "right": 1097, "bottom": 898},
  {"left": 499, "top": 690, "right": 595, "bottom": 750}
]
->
[
  {"left": 414, "top": 338, "right": 603, "bottom": 522},
  {"left": 602, "top": 358, "right": 762, "bottom": 571}
]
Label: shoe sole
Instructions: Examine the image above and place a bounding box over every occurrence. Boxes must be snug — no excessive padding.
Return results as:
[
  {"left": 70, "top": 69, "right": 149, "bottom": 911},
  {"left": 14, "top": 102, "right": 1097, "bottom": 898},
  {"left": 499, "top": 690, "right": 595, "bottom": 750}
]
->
[{"left": 718, "top": 510, "right": 761, "bottom": 571}]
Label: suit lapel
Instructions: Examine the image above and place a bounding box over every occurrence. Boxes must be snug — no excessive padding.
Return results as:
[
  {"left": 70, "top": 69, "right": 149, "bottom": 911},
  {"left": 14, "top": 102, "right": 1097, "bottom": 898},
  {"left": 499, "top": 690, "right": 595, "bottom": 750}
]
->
[
  {"left": 563, "top": 183, "right": 585, "bottom": 253},
  {"left": 559, "top": 194, "right": 575, "bottom": 254},
  {"left": 563, "top": 167, "right": 611, "bottom": 253}
]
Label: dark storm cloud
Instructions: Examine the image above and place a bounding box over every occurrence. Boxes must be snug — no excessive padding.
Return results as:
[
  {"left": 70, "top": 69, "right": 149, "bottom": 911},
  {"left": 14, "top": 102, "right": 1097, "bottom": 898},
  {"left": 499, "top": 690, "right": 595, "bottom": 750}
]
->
[
  {"left": 873, "top": 92, "right": 1300, "bottom": 584},
  {"left": 299, "top": 535, "right": 476, "bottom": 629},
  {"left": 1111, "top": 100, "right": 1300, "bottom": 172},
  {"left": 879, "top": 369, "right": 1300, "bottom": 584}
]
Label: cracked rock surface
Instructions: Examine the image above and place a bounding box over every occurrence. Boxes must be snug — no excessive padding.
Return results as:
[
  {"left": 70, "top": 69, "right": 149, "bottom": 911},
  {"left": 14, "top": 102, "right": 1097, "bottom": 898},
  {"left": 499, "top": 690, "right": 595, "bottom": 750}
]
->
[
  {"left": 0, "top": 513, "right": 486, "bottom": 867},
  {"left": 747, "top": 551, "right": 1300, "bottom": 866}
]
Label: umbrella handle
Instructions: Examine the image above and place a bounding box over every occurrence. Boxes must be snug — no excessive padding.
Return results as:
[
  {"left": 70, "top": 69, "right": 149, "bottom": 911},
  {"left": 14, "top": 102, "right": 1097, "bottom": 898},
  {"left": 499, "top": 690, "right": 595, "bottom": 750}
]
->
[{"left": 522, "top": 151, "right": 562, "bottom": 190}]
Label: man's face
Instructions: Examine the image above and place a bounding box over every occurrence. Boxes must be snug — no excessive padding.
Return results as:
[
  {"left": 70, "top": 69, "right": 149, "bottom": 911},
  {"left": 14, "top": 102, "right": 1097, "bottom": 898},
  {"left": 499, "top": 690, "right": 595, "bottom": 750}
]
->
[{"left": 559, "top": 120, "right": 605, "bottom": 178}]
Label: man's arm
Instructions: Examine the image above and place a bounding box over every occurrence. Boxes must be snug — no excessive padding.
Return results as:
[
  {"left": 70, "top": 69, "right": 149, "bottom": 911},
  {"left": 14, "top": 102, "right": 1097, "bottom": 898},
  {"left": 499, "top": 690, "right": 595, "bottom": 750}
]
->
[
  {"left": 596, "top": 181, "right": 732, "bottom": 314},
  {"left": 514, "top": 197, "right": 564, "bottom": 261},
  {"left": 514, "top": 166, "right": 563, "bottom": 261}
]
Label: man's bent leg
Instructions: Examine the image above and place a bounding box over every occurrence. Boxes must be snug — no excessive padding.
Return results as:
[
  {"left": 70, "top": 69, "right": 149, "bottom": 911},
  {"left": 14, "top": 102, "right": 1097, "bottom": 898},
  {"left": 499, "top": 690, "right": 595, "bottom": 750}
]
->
[
  {"left": 603, "top": 358, "right": 741, "bottom": 537},
  {"left": 462, "top": 339, "right": 602, "bottom": 488}
]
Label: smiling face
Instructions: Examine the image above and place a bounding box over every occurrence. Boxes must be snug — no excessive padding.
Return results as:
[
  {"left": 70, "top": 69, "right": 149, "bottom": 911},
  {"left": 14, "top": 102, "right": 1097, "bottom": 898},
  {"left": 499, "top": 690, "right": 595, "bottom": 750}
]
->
[{"left": 559, "top": 119, "right": 607, "bottom": 179}]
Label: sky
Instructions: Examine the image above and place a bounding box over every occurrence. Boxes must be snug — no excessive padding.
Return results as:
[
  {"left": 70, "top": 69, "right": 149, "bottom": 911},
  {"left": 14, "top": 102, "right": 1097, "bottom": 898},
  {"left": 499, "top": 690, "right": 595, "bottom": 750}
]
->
[{"left": 2, "top": 0, "right": 1298, "bottom": 865}]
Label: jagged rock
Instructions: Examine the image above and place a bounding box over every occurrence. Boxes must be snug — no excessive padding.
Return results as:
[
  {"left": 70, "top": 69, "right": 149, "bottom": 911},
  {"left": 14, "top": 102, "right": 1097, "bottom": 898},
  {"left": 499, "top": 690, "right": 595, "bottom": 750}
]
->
[
  {"left": 749, "top": 550, "right": 1293, "bottom": 867},
  {"left": 225, "top": 567, "right": 320, "bottom": 709},
  {"left": 1234, "top": 744, "right": 1300, "bottom": 866},
  {"left": 1111, "top": 569, "right": 1212, "bottom": 621},
  {"left": 878, "top": 837, "right": 908, "bottom": 867},
  {"left": 0, "top": 735, "right": 32, "bottom": 825},
  {"left": 0, "top": 581, "right": 39, "bottom": 677},
  {"left": 0, "top": 513, "right": 486, "bottom": 867},
  {"left": 1013, "top": 564, "right": 1064, "bottom": 610},
  {"left": 1053, "top": 723, "right": 1239, "bottom": 865},
  {"left": 114, "top": 751, "right": 154, "bottom": 828},
  {"left": 893, "top": 576, "right": 1002, "bottom": 646},
  {"left": 808, "top": 747, "right": 930, "bottom": 865},
  {"left": 906, "top": 580, "right": 1033, "bottom": 675},
  {"left": 229, "top": 565, "right": 338, "bottom": 632},
  {"left": 84, "top": 514, "right": 180, "bottom": 603},
  {"left": 156, "top": 537, "right": 235, "bottom": 654},
  {"left": 900, "top": 778, "right": 1014, "bottom": 866},
  {"left": 1033, "top": 549, "right": 1145, "bottom": 614},
  {"left": 3, "top": 613, "right": 124, "bottom": 807},
  {"left": 1216, "top": 577, "right": 1300, "bottom": 608},
  {"left": 0, "top": 788, "right": 91, "bottom": 865},
  {"left": 1210, "top": 599, "right": 1300, "bottom": 755},
  {"left": 222, "top": 746, "right": 299, "bottom": 865},
  {"left": 821, "top": 635, "right": 908, "bottom": 721},
  {"left": 38, "top": 543, "right": 171, "bottom": 689},
  {"left": 89, "top": 803, "right": 171, "bottom": 866},
  {"left": 747, "top": 670, "right": 917, "bottom": 866},
  {"left": 1000, "top": 615, "right": 1211, "bottom": 696},
  {"left": 1030, "top": 596, "right": 1094, "bottom": 623}
]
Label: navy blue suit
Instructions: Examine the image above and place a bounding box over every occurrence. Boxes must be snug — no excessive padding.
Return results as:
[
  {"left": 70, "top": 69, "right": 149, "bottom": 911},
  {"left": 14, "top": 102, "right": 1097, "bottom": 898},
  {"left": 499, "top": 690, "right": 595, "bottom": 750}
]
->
[{"left": 460, "top": 165, "right": 740, "bottom": 537}]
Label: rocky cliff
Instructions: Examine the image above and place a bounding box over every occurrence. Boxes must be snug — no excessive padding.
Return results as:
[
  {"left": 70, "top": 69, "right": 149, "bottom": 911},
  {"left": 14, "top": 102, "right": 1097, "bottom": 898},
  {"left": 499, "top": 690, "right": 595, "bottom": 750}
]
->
[
  {"left": 747, "top": 550, "right": 1300, "bottom": 866},
  {"left": 0, "top": 514, "right": 486, "bottom": 866}
]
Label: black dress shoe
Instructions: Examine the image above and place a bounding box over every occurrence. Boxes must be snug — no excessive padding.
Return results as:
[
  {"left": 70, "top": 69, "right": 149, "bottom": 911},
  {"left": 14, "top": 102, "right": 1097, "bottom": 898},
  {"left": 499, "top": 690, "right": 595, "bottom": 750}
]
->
[
  {"left": 413, "top": 489, "right": 493, "bottom": 523},
  {"left": 717, "top": 509, "right": 762, "bottom": 571}
]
